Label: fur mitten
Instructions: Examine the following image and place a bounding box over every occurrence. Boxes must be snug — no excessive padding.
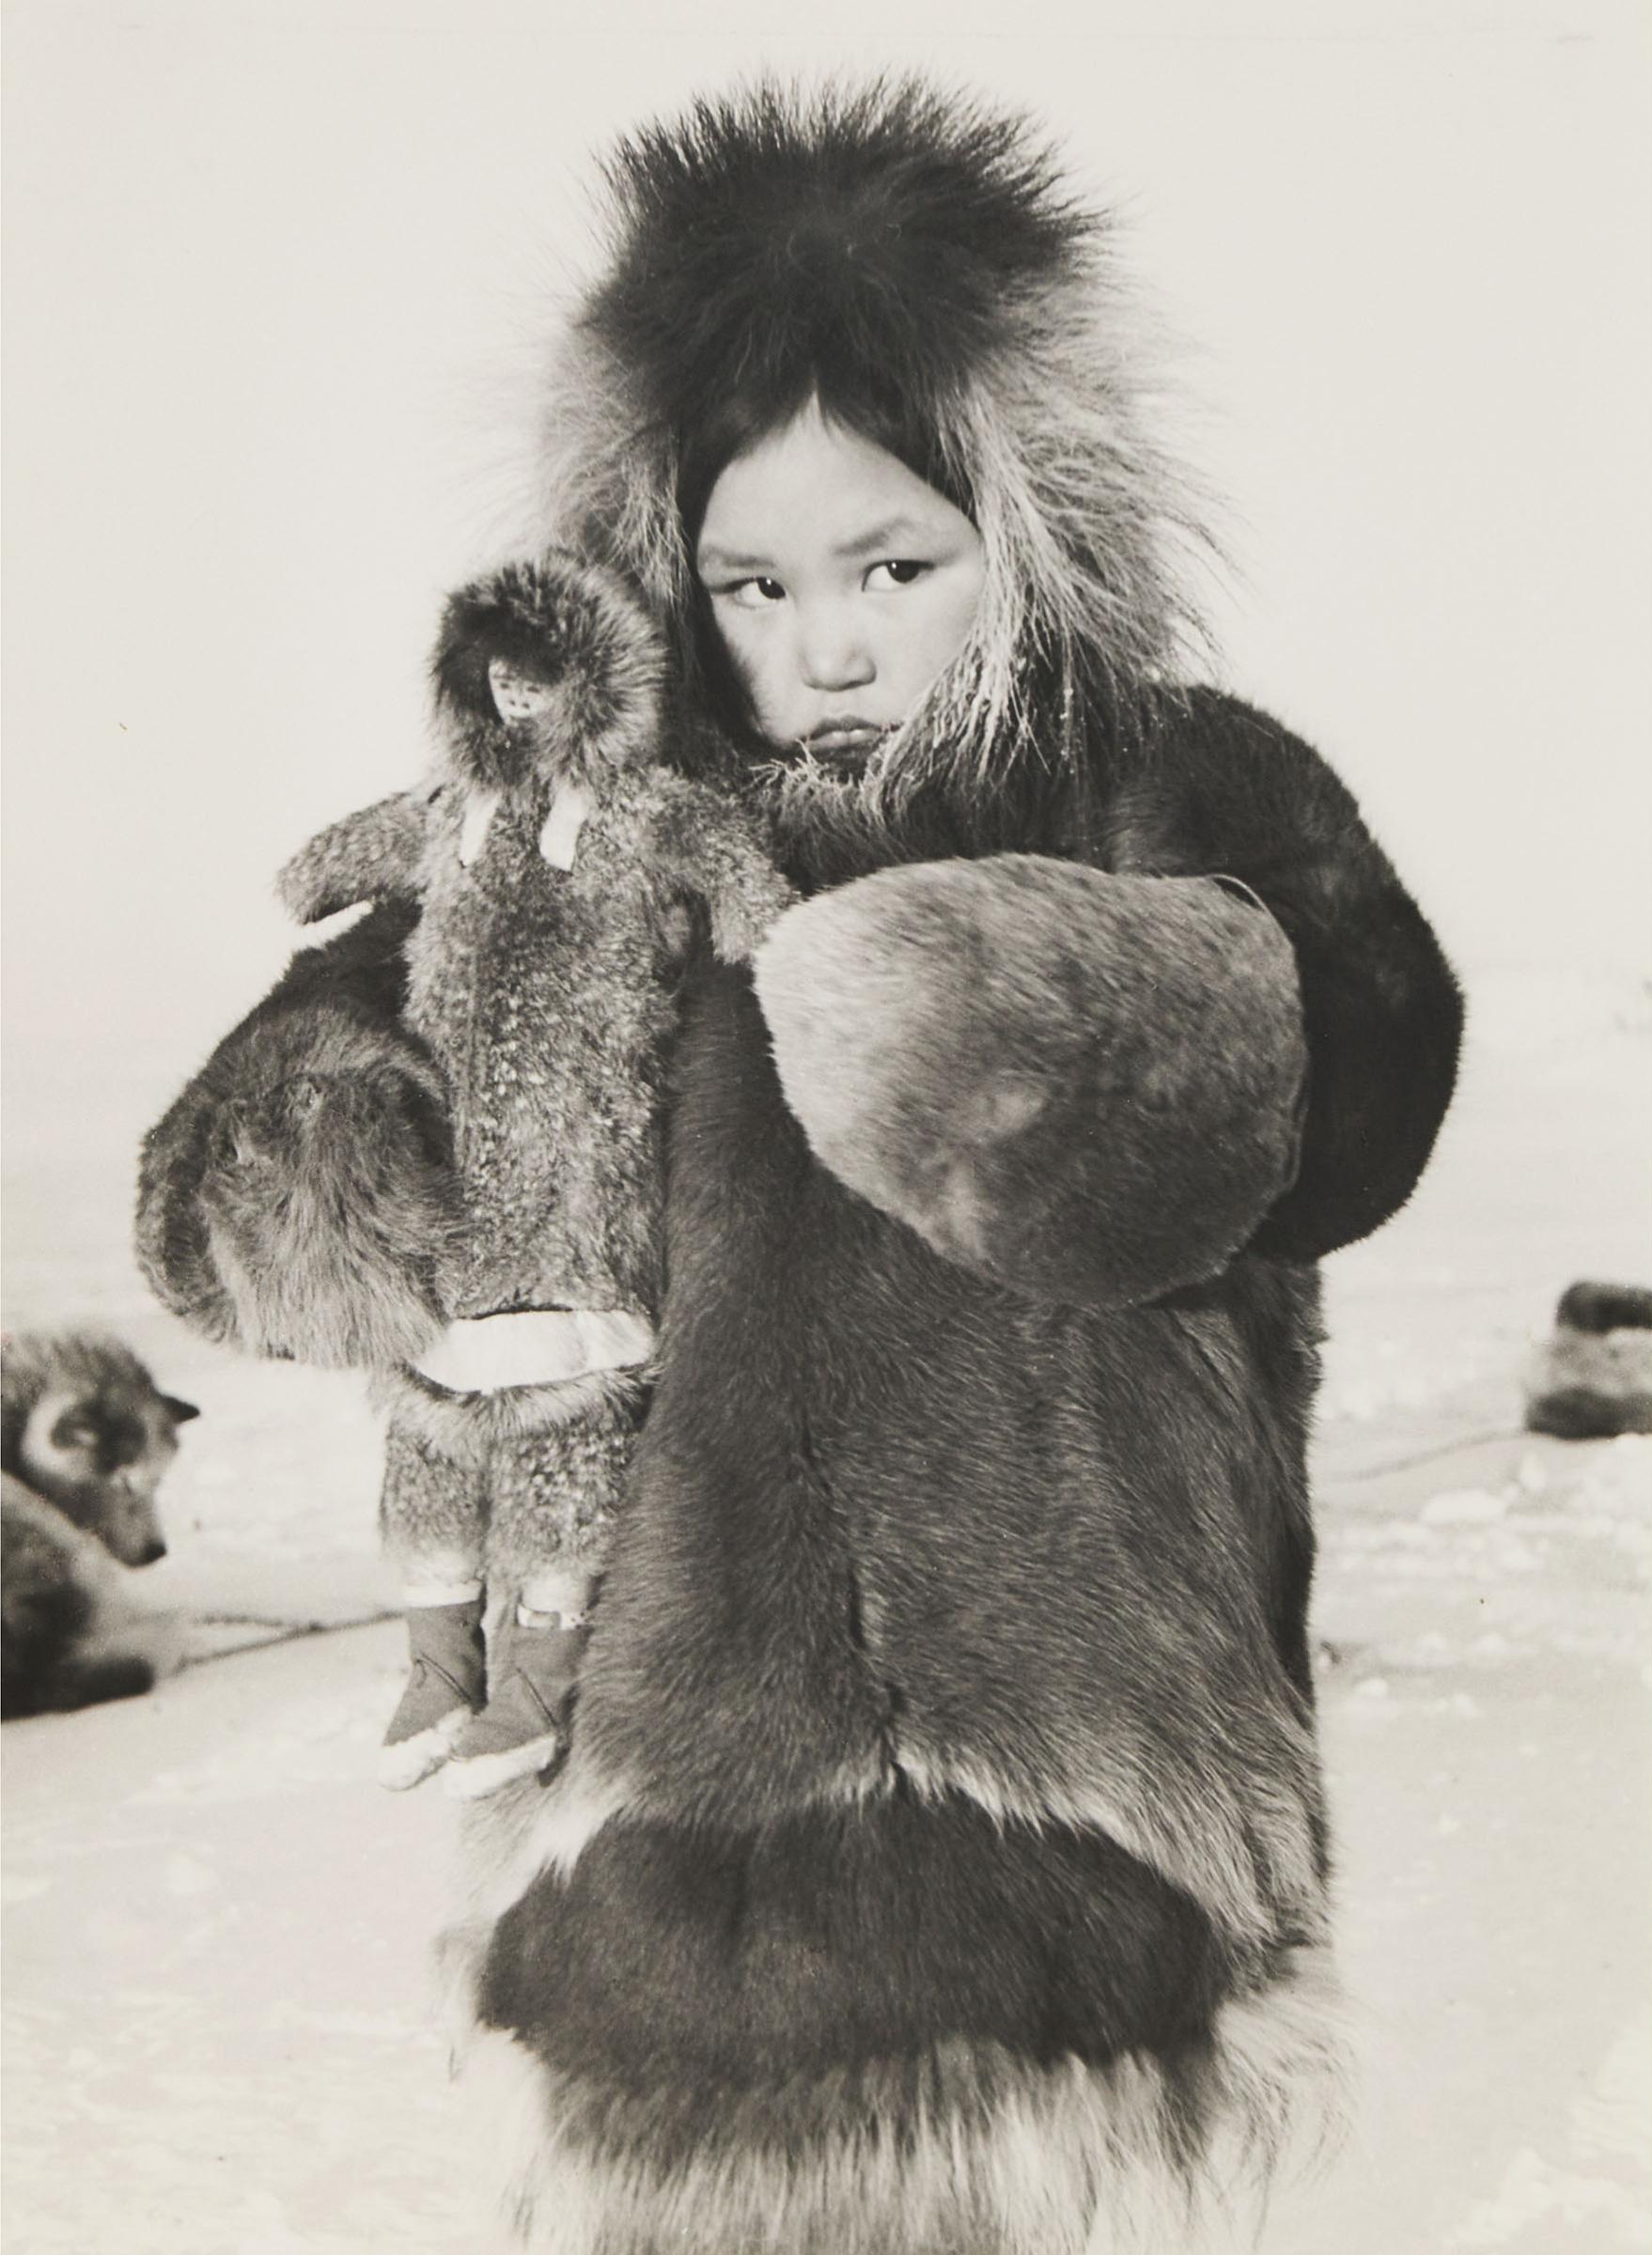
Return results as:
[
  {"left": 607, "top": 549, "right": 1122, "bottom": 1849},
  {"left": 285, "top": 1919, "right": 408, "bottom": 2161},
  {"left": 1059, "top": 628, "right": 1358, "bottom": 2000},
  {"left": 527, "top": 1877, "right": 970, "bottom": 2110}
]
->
[
  {"left": 278, "top": 791, "right": 428, "bottom": 923},
  {"left": 197, "top": 1008, "right": 460, "bottom": 1369},
  {"left": 754, "top": 857, "right": 1307, "bottom": 1306}
]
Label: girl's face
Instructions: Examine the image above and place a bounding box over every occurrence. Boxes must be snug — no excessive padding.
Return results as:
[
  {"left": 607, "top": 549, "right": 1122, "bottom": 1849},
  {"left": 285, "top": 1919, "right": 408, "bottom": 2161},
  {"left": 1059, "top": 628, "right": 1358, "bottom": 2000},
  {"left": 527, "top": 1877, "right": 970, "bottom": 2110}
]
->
[{"left": 695, "top": 401, "right": 985, "bottom": 759}]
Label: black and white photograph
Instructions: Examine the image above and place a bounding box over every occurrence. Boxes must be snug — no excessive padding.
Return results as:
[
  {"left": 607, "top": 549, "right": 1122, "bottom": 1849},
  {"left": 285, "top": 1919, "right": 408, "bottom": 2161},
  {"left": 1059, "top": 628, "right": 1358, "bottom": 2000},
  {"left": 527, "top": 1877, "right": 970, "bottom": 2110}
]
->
[{"left": 3, "top": 2, "right": 1648, "bottom": 2248}]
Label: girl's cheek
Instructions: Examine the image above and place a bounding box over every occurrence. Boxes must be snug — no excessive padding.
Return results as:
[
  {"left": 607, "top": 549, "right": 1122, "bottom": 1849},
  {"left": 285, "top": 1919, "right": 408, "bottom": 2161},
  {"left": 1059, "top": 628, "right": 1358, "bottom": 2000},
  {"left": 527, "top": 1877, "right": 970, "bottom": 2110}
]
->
[{"left": 712, "top": 627, "right": 785, "bottom": 742}]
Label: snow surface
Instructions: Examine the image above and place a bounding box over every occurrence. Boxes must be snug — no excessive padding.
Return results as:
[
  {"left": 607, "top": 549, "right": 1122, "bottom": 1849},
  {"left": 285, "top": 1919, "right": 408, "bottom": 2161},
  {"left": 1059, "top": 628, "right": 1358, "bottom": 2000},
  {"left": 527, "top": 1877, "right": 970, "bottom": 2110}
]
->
[{"left": 4, "top": 967, "right": 1649, "bottom": 2252}]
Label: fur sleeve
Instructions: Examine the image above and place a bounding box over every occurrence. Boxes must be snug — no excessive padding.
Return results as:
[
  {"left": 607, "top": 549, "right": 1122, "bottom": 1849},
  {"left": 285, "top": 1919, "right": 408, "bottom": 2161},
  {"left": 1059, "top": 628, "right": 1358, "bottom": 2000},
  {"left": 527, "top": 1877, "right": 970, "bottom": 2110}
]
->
[
  {"left": 754, "top": 859, "right": 1307, "bottom": 1307},
  {"left": 276, "top": 790, "right": 429, "bottom": 923},
  {"left": 1111, "top": 690, "right": 1464, "bottom": 1265},
  {"left": 641, "top": 775, "right": 797, "bottom": 961},
  {"left": 133, "top": 900, "right": 457, "bottom": 1366}
]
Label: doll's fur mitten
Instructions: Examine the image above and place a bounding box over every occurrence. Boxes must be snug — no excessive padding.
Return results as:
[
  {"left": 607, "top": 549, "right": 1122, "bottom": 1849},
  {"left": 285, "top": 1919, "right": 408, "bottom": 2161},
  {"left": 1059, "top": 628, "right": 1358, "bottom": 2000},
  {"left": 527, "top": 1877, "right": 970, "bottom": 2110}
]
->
[
  {"left": 278, "top": 791, "right": 429, "bottom": 924},
  {"left": 197, "top": 1009, "right": 460, "bottom": 1370},
  {"left": 754, "top": 856, "right": 1307, "bottom": 1307}
]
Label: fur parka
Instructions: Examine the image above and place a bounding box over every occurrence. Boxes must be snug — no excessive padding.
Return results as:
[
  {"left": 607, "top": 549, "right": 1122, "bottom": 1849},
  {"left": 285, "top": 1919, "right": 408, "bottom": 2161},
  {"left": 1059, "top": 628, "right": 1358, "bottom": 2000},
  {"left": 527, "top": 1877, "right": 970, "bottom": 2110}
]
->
[{"left": 135, "top": 76, "right": 1462, "bottom": 2255}]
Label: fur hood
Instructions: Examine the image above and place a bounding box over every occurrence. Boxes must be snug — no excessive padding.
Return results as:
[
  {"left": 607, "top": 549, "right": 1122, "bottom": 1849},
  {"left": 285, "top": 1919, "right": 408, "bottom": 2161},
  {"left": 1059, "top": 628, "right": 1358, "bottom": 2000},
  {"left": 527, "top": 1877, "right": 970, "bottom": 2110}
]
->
[
  {"left": 429, "top": 553, "right": 666, "bottom": 793},
  {"left": 534, "top": 76, "right": 1210, "bottom": 801}
]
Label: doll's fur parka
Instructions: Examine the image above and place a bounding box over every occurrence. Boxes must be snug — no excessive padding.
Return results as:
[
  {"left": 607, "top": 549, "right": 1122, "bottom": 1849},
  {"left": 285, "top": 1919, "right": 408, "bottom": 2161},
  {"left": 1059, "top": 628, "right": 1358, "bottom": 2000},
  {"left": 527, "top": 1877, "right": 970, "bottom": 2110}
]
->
[
  {"left": 242, "top": 553, "right": 791, "bottom": 1615},
  {"left": 135, "top": 78, "right": 1463, "bottom": 2255}
]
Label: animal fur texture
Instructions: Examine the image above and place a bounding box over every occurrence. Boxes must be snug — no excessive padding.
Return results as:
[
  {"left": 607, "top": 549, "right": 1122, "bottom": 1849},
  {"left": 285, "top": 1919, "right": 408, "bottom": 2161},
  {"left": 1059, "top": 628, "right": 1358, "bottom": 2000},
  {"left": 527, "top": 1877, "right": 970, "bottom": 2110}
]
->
[
  {"left": 133, "top": 73, "right": 1463, "bottom": 2255},
  {"left": 755, "top": 860, "right": 1306, "bottom": 1304},
  {"left": 237, "top": 550, "right": 791, "bottom": 1643},
  {"left": 444, "top": 1941, "right": 1348, "bottom": 2255},
  {"left": 136, "top": 896, "right": 438, "bottom": 1356},
  {"left": 259, "top": 551, "right": 790, "bottom": 1366},
  {"left": 539, "top": 77, "right": 1212, "bottom": 797},
  {"left": 198, "top": 1007, "right": 460, "bottom": 1371},
  {"left": 1, "top": 1330, "right": 195, "bottom": 1718}
]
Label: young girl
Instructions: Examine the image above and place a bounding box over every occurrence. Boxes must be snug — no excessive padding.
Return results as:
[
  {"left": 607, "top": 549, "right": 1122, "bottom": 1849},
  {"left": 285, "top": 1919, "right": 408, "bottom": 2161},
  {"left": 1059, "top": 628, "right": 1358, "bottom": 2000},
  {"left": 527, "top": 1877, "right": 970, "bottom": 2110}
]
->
[{"left": 138, "top": 76, "right": 1461, "bottom": 2254}]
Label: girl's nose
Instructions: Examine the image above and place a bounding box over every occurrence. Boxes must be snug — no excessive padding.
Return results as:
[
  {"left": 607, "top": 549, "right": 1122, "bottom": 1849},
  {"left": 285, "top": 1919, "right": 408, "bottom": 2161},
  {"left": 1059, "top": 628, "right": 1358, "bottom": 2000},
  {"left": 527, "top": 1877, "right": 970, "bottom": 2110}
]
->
[{"left": 798, "top": 610, "right": 875, "bottom": 692}]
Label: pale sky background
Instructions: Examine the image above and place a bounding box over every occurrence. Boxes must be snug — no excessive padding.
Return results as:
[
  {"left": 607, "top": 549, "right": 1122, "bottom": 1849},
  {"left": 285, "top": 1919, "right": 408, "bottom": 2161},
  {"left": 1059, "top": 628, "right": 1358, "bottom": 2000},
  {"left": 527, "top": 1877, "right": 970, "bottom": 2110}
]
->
[{"left": 4, "top": 0, "right": 1650, "bottom": 1143}]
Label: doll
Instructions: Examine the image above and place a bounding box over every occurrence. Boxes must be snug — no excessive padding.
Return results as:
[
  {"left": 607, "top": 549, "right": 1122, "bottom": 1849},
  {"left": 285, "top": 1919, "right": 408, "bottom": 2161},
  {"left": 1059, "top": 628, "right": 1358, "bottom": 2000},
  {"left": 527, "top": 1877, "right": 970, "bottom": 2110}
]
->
[{"left": 272, "top": 551, "right": 794, "bottom": 1796}]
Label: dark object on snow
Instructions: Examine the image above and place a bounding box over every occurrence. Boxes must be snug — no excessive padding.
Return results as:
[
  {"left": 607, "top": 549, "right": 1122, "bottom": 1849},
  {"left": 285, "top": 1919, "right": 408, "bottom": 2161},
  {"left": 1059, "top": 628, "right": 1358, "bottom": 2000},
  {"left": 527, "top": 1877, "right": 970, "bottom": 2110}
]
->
[
  {"left": 1525, "top": 1281, "right": 1652, "bottom": 1439},
  {"left": 1554, "top": 1281, "right": 1652, "bottom": 1336},
  {"left": 1, "top": 1329, "right": 196, "bottom": 1717}
]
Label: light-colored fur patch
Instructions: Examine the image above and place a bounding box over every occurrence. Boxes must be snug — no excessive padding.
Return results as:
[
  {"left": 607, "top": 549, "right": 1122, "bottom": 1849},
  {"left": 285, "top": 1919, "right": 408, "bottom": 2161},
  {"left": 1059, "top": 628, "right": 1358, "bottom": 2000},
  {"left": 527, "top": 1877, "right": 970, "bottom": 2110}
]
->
[
  {"left": 895, "top": 1743, "right": 1322, "bottom": 1950},
  {"left": 452, "top": 1755, "right": 631, "bottom": 1921},
  {"left": 372, "top": 1362, "right": 650, "bottom": 1468},
  {"left": 455, "top": 1705, "right": 1318, "bottom": 1958}
]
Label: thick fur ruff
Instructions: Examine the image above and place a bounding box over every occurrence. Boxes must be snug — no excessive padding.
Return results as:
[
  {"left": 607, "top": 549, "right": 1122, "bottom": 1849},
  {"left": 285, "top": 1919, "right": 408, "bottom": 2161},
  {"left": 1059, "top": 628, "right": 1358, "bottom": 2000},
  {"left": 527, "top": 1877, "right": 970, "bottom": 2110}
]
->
[
  {"left": 537, "top": 76, "right": 1211, "bottom": 797},
  {"left": 755, "top": 859, "right": 1305, "bottom": 1307},
  {"left": 444, "top": 1928, "right": 1346, "bottom": 2255},
  {"left": 197, "top": 1009, "right": 459, "bottom": 1370}
]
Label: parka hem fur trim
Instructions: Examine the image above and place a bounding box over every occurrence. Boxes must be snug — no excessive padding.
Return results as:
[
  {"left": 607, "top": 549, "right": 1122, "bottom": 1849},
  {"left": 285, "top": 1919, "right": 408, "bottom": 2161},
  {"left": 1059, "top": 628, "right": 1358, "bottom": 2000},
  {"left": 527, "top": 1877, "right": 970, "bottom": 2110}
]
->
[{"left": 443, "top": 1943, "right": 1348, "bottom": 2255}]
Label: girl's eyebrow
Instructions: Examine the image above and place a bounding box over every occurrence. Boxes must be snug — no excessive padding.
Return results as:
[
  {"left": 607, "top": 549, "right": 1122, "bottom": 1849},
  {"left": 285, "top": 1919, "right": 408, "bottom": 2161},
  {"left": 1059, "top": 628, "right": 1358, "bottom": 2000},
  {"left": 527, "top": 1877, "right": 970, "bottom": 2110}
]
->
[
  {"left": 834, "top": 516, "right": 926, "bottom": 560},
  {"left": 696, "top": 545, "right": 771, "bottom": 575}
]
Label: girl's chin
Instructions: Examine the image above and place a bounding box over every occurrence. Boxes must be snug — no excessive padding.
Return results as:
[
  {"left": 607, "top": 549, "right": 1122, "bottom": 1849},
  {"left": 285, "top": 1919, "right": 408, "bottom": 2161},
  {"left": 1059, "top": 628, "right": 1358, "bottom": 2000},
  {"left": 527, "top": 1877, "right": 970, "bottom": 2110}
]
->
[
  {"left": 747, "top": 745, "right": 885, "bottom": 829},
  {"left": 757, "top": 734, "right": 894, "bottom": 785}
]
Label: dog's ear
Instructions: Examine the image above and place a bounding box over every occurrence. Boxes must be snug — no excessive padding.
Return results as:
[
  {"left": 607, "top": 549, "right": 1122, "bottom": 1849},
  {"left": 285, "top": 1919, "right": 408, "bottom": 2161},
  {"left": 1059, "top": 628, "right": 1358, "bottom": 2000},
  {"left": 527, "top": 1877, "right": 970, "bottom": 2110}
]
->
[{"left": 163, "top": 1395, "right": 201, "bottom": 1425}]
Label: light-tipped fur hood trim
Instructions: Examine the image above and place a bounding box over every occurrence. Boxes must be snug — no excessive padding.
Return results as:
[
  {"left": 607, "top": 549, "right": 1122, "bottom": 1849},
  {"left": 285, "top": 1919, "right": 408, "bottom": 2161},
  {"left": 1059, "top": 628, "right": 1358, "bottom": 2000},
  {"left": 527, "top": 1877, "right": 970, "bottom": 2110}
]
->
[
  {"left": 430, "top": 552, "right": 667, "bottom": 794},
  {"left": 533, "top": 75, "right": 1214, "bottom": 805}
]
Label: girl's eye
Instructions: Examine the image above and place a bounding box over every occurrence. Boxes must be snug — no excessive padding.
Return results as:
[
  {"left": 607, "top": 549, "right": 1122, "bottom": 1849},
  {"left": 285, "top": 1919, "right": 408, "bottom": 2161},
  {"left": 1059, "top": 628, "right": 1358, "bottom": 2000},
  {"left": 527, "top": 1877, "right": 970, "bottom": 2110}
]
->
[
  {"left": 722, "top": 577, "right": 787, "bottom": 610},
  {"left": 865, "top": 559, "right": 931, "bottom": 590}
]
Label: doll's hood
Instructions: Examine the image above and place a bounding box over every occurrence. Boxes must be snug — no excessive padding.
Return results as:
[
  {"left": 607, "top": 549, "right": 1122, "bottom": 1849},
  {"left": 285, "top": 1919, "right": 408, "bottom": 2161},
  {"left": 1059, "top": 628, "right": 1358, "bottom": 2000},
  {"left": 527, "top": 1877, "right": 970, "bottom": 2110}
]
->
[
  {"left": 429, "top": 552, "right": 665, "bottom": 791},
  {"left": 530, "top": 75, "right": 1215, "bottom": 794}
]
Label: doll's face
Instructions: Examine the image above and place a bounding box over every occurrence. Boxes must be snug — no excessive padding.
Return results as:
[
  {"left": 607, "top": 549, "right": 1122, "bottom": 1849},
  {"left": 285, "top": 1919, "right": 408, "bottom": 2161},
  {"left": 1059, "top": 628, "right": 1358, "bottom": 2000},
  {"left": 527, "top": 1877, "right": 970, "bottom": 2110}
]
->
[
  {"left": 695, "top": 401, "right": 985, "bottom": 762},
  {"left": 489, "top": 656, "right": 558, "bottom": 725}
]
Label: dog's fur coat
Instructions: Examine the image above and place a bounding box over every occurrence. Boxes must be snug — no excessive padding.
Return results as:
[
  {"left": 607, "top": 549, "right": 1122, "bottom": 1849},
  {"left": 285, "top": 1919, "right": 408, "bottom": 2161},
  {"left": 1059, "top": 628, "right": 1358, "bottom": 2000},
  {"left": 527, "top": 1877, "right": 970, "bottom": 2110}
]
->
[
  {"left": 1, "top": 1330, "right": 195, "bottom": 1718},
  {"left": 135, "top": 76, "right": 1462, "bottom": 2253}
]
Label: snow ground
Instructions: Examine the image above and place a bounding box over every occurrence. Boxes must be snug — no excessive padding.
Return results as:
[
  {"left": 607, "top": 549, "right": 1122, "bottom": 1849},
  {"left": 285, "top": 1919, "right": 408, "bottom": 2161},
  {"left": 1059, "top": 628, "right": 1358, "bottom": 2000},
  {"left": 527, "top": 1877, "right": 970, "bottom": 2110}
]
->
[{"left": 3, "top": 968, "right": 1649, "bottom": 2253}]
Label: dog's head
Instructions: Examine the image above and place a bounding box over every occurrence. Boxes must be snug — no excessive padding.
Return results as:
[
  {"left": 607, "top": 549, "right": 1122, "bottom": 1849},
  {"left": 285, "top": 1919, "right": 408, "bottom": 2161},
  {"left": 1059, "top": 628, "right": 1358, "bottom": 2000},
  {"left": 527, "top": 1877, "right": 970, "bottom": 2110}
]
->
[{"left": 6, "top": 1335, "right": 197, "bottom": 1567}]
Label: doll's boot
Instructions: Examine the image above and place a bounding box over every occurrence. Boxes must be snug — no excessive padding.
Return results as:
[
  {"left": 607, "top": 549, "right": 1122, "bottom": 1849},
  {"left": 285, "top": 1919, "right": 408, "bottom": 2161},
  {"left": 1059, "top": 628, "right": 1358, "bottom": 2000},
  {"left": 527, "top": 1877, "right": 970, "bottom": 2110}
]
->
[
  {"left": 443, "top": 1613, "right": 589, "bottom": 1800},
  {"left": 379, "top": 1597, "right": 487, "bottom": 1790}
]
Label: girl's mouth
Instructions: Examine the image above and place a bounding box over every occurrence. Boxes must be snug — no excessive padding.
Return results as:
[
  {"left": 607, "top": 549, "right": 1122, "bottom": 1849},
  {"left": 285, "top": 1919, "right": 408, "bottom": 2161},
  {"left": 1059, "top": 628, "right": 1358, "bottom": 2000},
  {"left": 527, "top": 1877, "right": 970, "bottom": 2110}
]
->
[{"left": 800, "top": 720, "right": 892, "bottom": 762}]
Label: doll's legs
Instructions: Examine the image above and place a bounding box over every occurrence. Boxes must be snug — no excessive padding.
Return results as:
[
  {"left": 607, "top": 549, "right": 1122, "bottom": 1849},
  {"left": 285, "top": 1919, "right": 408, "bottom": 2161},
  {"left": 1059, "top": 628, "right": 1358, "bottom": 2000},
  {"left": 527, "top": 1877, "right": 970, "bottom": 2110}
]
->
[
  {"left": 444, "top": 1393, "right": 637, "bottom": 1800},
  {"left": 378, "top": 1423, "right": 490, "bottom": 1789}
]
